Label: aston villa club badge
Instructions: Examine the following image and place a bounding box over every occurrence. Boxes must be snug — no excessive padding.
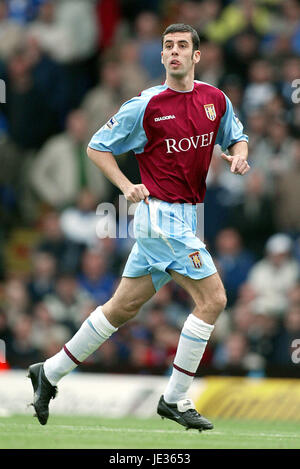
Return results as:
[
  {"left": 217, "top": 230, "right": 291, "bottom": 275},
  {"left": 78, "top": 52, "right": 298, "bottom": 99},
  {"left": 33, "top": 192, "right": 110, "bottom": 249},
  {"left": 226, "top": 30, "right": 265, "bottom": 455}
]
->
[
  {"left": 189, "top": 251, "right": 203, "bottom": 269},
  {"left": 204, "top": 104, "right": 216, "bottom": 121}
]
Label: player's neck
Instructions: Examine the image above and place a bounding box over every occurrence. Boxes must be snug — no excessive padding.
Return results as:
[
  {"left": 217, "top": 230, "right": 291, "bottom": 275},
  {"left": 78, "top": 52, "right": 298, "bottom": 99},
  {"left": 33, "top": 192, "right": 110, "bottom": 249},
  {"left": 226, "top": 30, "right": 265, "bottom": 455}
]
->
[{"left": 165, "top": 74, "right": 195, "bottom": 92}]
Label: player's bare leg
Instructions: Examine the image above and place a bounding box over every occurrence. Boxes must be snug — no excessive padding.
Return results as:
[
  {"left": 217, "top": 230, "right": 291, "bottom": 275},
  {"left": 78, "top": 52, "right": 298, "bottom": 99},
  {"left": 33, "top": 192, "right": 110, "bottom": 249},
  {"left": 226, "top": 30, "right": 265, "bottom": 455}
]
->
[
  {"left": 157, "top": 271, "right": 226, "bottom": 431},
  {"left": 102, "top": 274, "right": 156, "bottom": 327},
  {"left": 28, "top": 275, "right": 155, "bottom": 425},
  {"left": 169, "top": 270, "right": 227, "bottom": 325}
]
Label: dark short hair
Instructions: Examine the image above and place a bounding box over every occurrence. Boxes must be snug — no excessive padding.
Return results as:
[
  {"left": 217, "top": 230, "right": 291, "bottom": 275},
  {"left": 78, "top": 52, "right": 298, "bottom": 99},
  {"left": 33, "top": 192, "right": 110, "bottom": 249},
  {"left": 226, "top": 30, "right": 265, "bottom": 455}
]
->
[{"left": 162, "top": 23, "right": 200, "bottom": 51}]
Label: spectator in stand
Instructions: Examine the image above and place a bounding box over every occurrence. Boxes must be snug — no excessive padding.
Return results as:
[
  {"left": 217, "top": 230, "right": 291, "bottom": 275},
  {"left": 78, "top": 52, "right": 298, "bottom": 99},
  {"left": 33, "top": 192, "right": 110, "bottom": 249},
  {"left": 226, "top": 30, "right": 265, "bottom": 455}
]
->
[
  {"left": 152, "top": 323, "right": 181, "bottom": 371},
  {"left": 250, "top": 118, "right": 296, "bottom": 192},
  {"left": 0, "top": 307, "right": 13, "bottom": 352},
  {"left": 204, "top": 150, "right": 232, "bottom": 247},
  {"left": 247, "top": 310, "right": 280, "bottom": 363},
  {"left": 125, "top": 318, "right": 174, "bottom": 374},
  {"left": 275, "top": 138, "right": 300, "bottom": 233},
  {"left": 205, "top": 0, "right": 271, "bottom": 44},
  {"left": 242, "top": 59, "right": 277, "bottom": 118},
  {"left": 172, "top": 0, "right": 203, "bottom": 32},
  {"left": 27, "top": 0, "right": 97, "bottom": 64},
  {"left": 36, "top": 210, "right": 84, "bottom": 274},
  {"left": 31, "top": 301, "right": 72, "bottom": 358},
  {"left": 227, "top": 169, "right": 276, "bottom": 258},
  {"left": 55, "top": 0, "right": 97, "bottom": 62},
  {"left": 271, "top": 304, "right": 300, "bottom": 366},
  {"left": 206, "top": 146, "right": 246, "bottom": 205},
  {"left": 78, "top": 248, "right": 117, "bottom": 305},
  {"left": 30, "top": 109, "right": 111, "bottom": 209},
  {"left": 118, "top": 39, "right": 150, "bottom": 101},
  {"left": 234, "top": 282, "right": 258, "bottom": 311},
  {"left": 263, "top": 94, "right": 290, "bottom": 126},
  {"left": 220, "top": 75, "right": 244, "bottom": 121},
  {"left": 134, "top": 11, "right": 165, "bottom": 81},
  {"left": 6, "top": 0, "right": 45, "bottom": 24},
  {"left": 60, "top": 189, "right": 100, "bottom": 247},
  {"left": 83, "top": 339, "right": 121, "bottom": 372},
  {"left": 27, "top": 251, "right": 56, "bottom": 304},
  {"left": 225, "top": 29, "right": 261, "bottom": 83},
  {"left": 0, "top": 134, "right": 22, "bottom": 232},
  {"left": 3, "top": 278, "right": 30, "bottom": 326},
  {"left": 288, "top": 282, "right": 300, "bottom": 307},
  {"left": 265, "top": 119, "right": 295, "bottom": 177},
  {"left": 0, "top": 111, "right": 7, "bottom": 135},
  {"left": 246, "top": 108, "right": 268, "bottom": 157},
  {"left": 141, "top": 284, "right": 188, "bottom": 329},
  {"left": 26, "top": 0, "right": 73, "bottom": 63},
  {"left": 24, "top": 34, "right": 71, "bottom": 129},
  {"left": 80, "top": 59, "right": 126, "bottom": 138},
  {"left": 212, "top": 330, "right": 265, "bottom": 375},
  {"left": 94, "top": 0, "right": 121, "bottom": 51},
  {"left": 261, "top": 0, "right": 300, "bottom": 58},
  {"left": 196, "top": 41, "right": 225, "bottom": 88},
  {"left": 247, "top": 233, "right": 299, "bottom": 316},
  {"left": 171, "top": 0, "right": 222, "bottom": 36},
  {"left": 5, "top": 47, "right": 57, "bottom": 150},
  {"left": 214, "top": 228, "right": 256, "bottom": 307},
  {"left": 0, "top": 0, "right": 25, "bottom": 61},
  {"left": 43, "top": 273, "right": 95, "bottom": 333},
  {"left": 231, "top": 303, "right": 256, "bottom": 339},
  {"left": 6, "top": 314, "right": 42, "bottom": 369}
]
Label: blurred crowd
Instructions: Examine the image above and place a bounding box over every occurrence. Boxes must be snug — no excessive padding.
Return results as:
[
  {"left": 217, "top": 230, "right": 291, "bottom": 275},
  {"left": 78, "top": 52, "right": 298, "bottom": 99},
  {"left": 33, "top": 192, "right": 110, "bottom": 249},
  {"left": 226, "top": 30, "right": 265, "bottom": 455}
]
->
[{"left": 0, "top": 0, "right": 300, "bottom": 377}]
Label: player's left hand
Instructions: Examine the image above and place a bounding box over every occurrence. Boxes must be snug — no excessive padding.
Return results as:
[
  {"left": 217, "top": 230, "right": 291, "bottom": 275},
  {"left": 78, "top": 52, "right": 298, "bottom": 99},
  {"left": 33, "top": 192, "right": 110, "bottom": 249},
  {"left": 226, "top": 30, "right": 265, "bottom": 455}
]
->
[{"left": 221, "top": 153, "right": 250, "bottom": 175}]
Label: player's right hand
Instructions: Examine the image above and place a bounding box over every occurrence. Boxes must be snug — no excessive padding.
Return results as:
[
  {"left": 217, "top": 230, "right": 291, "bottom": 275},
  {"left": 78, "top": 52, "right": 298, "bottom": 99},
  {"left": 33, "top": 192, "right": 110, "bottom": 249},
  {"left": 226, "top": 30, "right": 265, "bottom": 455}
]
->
[
  {"left": 221, "top": 153, "right": 250, "bottom": 175},
  {"left": 123, "top": 184, "right": 150, "bottom": 205}
]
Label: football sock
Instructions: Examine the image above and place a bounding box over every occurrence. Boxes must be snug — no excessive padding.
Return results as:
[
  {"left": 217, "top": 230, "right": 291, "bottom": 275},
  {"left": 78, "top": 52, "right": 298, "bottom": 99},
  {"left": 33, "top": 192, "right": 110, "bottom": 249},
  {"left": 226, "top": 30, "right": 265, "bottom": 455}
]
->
[
  {"left": 163, "top": 313, "right": 214, "bottom": 404},
  {"left": 44, "top": 306, "right": 117, "bottom": 385}
]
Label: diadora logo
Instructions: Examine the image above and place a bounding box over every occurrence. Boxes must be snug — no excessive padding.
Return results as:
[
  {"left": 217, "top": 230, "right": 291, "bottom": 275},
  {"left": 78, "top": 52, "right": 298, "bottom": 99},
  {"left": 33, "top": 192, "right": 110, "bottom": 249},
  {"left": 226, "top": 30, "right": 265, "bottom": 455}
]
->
[
  {"left": 154, "top": 115, "right": 176, "bottom": 122},
  {"left": 165, "top": 132, "right": 214, "bottom": 153}
]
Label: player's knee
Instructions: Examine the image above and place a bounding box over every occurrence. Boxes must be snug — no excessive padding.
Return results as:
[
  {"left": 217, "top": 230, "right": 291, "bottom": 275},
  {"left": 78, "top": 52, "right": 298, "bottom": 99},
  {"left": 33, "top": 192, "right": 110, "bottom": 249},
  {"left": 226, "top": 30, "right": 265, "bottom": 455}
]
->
[
  {"left": 120, "top": 298, "right": 143, "bottom": 319},
  {"left": 194, "top": 287, "right": 226, "bottom": 317},
  {"left": 214, "top": 288, "right": 227, "bottom": 313}
]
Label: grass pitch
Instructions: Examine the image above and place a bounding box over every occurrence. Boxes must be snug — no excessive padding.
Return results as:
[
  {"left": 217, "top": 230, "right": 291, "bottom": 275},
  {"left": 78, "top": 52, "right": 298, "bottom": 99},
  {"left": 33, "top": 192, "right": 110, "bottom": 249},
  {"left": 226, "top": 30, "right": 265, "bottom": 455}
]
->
[{"left": 0, "top": 414, "right": 299, "bottom": 449}]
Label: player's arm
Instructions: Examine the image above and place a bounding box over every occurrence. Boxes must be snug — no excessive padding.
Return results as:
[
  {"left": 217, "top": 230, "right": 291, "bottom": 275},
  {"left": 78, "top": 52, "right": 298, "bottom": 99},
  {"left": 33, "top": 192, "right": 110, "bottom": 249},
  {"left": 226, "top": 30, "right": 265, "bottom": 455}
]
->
[
  {"left": 87, "top": 96, "right": 150, "bottom": 203},
  {"left": 87, "top": 147, "right": 149, "bottom": 204},
  {"left": 221, "top": 140, "right": 250, "bottom": 175},
  {"left": 216, "top": 94, "right": 250, "bottom": 176}
]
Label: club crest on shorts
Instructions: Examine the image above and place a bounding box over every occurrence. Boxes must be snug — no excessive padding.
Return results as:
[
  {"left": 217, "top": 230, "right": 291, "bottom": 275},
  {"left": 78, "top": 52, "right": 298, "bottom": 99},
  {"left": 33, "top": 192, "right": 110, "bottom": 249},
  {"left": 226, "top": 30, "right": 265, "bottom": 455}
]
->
[
  {"left": 204, "top": 104, "right": 216, "bottom": 121},
  {"left": 189, "top": 251, "right": 202, "bottom": 269}
]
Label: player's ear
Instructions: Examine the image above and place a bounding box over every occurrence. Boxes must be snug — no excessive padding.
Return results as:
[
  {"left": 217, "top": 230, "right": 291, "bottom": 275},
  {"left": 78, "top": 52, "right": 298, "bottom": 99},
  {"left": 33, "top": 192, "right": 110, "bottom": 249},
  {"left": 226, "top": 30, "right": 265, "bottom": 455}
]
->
[
  {"left": 193, "top": 50, "right": 201, "bottom": 64},
  {"left": 161, "top": 50, "right": 164, "bottom": 64}
]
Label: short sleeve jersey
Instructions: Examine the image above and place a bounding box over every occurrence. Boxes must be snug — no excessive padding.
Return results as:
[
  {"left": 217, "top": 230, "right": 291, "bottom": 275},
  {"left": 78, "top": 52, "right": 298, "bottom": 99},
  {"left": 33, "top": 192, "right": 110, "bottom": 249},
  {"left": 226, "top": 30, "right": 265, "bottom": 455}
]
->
[{"left": 89, "top": 81, "right": 248, "bottom": 204}]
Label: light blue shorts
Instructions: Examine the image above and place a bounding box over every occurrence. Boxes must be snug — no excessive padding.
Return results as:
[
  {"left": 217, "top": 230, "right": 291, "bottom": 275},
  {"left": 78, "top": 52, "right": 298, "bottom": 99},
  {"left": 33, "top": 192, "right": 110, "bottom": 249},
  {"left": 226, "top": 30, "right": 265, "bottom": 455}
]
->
[{"left": 122, "top": 197, "right": 217, "bottom": 291}]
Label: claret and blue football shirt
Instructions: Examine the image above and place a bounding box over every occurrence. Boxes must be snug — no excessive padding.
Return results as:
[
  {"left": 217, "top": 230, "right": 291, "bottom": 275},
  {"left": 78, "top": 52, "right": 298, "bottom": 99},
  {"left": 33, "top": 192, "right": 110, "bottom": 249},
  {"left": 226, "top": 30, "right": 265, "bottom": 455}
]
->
[{"left": 89, "top": 81, "right": 248, "bottom": 204}]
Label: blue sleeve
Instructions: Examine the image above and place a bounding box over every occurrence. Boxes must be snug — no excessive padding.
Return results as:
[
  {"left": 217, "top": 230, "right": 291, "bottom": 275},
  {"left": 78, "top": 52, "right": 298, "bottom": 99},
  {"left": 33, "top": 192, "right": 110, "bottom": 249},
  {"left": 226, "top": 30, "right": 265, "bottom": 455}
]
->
[
  {"left": 88, "top": 96, "right": 148, "bottom": 156},
  {"left": 215, "top": 94, "right": 248, "bottom": 151}
]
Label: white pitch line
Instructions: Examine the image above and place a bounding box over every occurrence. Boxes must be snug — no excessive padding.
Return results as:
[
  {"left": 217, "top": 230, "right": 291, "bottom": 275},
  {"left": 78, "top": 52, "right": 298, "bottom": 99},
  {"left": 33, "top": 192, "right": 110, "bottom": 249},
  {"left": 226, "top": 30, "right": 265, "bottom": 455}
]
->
[{"left": 0, "top": 422, "right": 299, "bottom": 440}]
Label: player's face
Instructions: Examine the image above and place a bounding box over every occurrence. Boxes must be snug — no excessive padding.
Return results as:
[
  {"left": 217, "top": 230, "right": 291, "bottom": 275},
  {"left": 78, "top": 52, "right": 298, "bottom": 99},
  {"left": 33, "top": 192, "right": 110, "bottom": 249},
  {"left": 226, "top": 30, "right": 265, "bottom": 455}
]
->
[{"left": 161, "top": 32, "right": 200, "bottom": 79}]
